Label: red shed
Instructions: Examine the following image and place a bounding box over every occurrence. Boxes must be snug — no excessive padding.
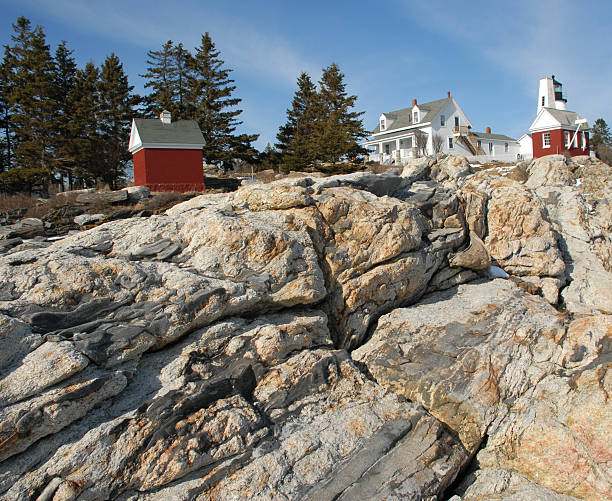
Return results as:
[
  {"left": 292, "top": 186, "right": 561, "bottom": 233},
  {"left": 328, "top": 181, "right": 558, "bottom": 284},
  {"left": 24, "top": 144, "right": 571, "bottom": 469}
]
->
[{"left": 128, "top": 111, "right": 206, "bottom": 192}]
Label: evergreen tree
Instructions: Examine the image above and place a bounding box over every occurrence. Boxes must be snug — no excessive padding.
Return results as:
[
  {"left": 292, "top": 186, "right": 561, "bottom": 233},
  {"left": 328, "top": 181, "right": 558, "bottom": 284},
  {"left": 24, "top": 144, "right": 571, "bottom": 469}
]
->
[
  {"left": 142, "top": 40, "right": 192, "bottom": 119},
  {"left": 591, "top": 118, "right": 612, "bottom": 165},
  {"left": 314, "top": 63, "right": 367, "bottom": 164},
  {"left": 0, "top": 54, "right": 12, "bottom": 171},
  {"left": 98, "top": 53, "right": 137, "bottom": 189},
  {"left": 53, "top": 41, "right": 77, "bottom": 188},
  {"left": 187, "top": 32, "right": 258, "bottom": 167},
  {"left": 5, "top": 16, "right": 59, "bottom": 176},
  {"left": 68, "top": 62, "right": 101, "bottom": 187},
  {"left": 256, "top": 143, "right": 281, "bottom": 172},
  {"left": 173, "top": 42, "right": 190, "bottom": 119},
  {"left": 276, "top": 72, "right": 317, "bottom": 172},
  {"left": 591, "top": 118, "right": 611, "bottom": 151},
  {"left": 141, "top": 40, "right": 177, "bottom": 117}
]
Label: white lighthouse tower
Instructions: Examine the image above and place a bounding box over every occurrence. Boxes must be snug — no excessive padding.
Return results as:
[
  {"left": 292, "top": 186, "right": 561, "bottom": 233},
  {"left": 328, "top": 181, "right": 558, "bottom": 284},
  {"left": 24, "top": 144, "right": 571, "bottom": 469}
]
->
[{"left": 537, "top": 75, "right": 567, "bottom": 113}]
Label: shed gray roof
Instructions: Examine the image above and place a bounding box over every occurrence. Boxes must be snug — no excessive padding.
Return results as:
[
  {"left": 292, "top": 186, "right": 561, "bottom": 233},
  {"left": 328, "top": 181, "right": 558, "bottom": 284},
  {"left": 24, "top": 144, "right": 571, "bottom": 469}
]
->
[
  {"left": 544, "top": 108, "right": 589, "bottom": 128},
  {"left": 372, "top": 97, "right": 451, "bottom": 134},
  {"left": 471, "top": 131, "right": 517, "bottom": 142},
  {"left": 133, "top": 118, "right": 205, "bottom": 146}
]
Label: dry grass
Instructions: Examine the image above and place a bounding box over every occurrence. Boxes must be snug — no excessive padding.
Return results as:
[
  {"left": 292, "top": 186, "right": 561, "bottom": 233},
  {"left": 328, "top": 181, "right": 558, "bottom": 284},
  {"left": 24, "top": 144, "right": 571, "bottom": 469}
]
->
[
  {"left": 137, "top": 191, "right": 194, "bottom": 212},
  {"left": 256, "top": 170, "right": 282, "bottom": 183},
  {"left": 0, "top": 193, "right": 39, "bottom": 211}
]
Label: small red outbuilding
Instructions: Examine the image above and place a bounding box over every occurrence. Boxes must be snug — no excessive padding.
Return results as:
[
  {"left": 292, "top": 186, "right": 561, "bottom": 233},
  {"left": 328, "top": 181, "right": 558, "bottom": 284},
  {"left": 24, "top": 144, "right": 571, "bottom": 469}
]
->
[
  {"left": 128, "top": 111, "right": 206, "bottom": 192},
  {"left": 528, "top": 76, "right": 590, "bottom": 159}
]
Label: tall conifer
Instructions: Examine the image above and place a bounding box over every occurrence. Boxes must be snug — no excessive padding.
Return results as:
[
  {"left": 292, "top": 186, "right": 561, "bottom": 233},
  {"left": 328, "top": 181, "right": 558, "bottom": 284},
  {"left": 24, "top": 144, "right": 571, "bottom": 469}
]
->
[
  {"left": 98, "top": 53, "right": 137, "bottom": 188},
  {"left": 0, "top": 54, "right": 12, "bottom": 171},
  {"left": 5, "top": 17, "right": 59, "bottom": 174},
  {"left": 276, "top": 72, "right": 317, "bottom": 172},
  {"left": 53, "top": 41, "right": 77, "bottom": 187},
  {"left": 173, "top": 42, "right": 190, "bottom": 119},
  {"left": 315, "top": 63, "right": 366, "bottom": 163},
  {"left": 68, "top": 62, "right": 101, "bottom": 187},
  {"left": 141, "top": 40, "right": 178, "bottom": 117},
  {"left": 187, "top": 33, "right": 258, "bottom": 167}
]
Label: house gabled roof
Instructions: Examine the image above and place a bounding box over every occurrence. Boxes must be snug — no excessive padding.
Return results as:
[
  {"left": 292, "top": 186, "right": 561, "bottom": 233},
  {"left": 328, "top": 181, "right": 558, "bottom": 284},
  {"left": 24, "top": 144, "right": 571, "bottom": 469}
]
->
[
  {"left": 129, "top": 118, "right": 205, "bottom": 154},
  {"left": 471, "top": 131, "right": 517, "bottom": 142},
  {"left": 529, "top": 107, "right": 590, "bottom": 132},
  {"left": 372, "top": 97, "right": 451, "bottom": 134}
]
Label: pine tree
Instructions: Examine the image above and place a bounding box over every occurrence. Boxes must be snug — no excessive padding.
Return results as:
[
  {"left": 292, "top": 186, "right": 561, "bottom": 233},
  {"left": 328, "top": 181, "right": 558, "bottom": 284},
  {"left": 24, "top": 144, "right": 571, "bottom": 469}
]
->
[
  {"left": 5, "top": 17, "right": 59, "bottom": 176},
  {"left": 256, "top": 143, "right": 281, "bottom": 172},
  {"left": 141, "top": 40, "right": 177, "bottom": 117},
  {"left": 591, "top": 118, "right": 612, "bottom": 165},
  {"left": 68, "top": 62, "right": 101, "bottom": 187},
  {"left": 98, "top": 53, "right": 137, "bottom": 189},
  {"left": 187, "top": 32, "right": 258, "bottom": 167},
  {"left": 53, "top": 41, "right": 77, "bottom": 188},
  {"left": 314, "top": 63, "right": 367, "bottom": 164},
  {"left": 173, "top": 42, "right": 190, "bottom": 119},
  {"left": 142, "top": 40, "right": 192, "bottom": 120},
  {"left": 276, "top": 72, "right": 318, "bottom": 172},
  {"left": 0, "top": 53, "right": 12, "bottom": 171},
  {"left": 591, "top": 118, "right": 611, "bottom": 150}
]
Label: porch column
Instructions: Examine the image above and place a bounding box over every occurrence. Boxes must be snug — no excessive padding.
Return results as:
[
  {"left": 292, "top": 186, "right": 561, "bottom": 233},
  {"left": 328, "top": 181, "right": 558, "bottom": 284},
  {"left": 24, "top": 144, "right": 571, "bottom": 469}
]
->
[{"left": 396, "top": 138, "right": 401, "bottom": 163}]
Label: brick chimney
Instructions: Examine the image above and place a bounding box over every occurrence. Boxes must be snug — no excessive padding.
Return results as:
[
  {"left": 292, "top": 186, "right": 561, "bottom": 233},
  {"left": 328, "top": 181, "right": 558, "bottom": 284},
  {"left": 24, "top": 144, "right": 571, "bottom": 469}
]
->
[
  {"left": 160, "top": 110, "right": 171, "bottom": 124},
  {"left": 412, "top": 99, "right": 417, "bottom": 107},
  {"left": 486, "top": 126, "right": 491, "bottom": 134},
  {"left": 447, "top": 91, "right": 451, "bottom": 98}
]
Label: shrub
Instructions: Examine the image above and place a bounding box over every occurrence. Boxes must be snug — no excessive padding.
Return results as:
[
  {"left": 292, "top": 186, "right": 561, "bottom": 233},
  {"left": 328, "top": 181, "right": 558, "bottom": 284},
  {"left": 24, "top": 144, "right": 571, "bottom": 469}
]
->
[{"left": 0, "top": 167, "right": 51, "bottom": 194}]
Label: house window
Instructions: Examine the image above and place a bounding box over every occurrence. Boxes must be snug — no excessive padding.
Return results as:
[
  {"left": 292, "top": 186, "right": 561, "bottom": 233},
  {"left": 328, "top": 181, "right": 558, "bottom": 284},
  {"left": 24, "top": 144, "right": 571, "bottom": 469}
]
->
[
  {"left": 385, "top": 144, "right": 390, "bottom": 154},
  {"left": 542, "top": 96, "right": 545, "bottom": 106},
  {"left": 543, "top": 132, "right": 551, "bottom": 147},
  {"left": 380, "top": 119, "right": 386, "bottom": 131},
  {"left": 440, "top": 114, "right": 445, "bottom": 126},
  {"left": 454, "top": 116, "right": 459, "bottom": 127},
  {"left": 405, "top": 137, "right": 413, "bottom": 148},
  {"left": 448, "top": 137, "right": 453, "bottom": 149},
  {"left": 489, "top": 142, "right": 493, "bottom": 153},
  {"left": 477, "top": 139, "right": 482, "bottom": 147},
  {"left": 504, "top": 142, "right": 509, "bottom": 153},
  {"left": 413, "top": 111, "right": 418, "bottom": 123},
  {"left": 564, "top": 131, "right": 570, "bottom": 148},
  {"left": 581, "top": 132, "right": 586, "bottom": 148}
]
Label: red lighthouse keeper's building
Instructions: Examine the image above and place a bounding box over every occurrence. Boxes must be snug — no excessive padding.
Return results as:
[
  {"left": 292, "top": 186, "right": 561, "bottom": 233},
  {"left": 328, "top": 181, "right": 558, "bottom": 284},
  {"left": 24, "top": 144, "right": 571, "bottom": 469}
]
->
[
  {"left": 128, "top": 110, "right": 206, "bottom": 192},
  {"left": 529, "top": 76, "right": 590, "bottom": 159}
]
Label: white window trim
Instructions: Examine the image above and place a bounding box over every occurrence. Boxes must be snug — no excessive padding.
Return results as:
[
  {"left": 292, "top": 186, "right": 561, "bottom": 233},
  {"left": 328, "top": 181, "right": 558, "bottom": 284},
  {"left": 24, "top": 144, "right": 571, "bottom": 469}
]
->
[
  {"left": 564, "top": 131, "right": 570, "bottom": 148},
  {"left": 543, "top": 132, "right": 551, "bottom": 148},
  {"left": 380, "top": 119, "right": 386, "bottom": 131},
  {"left": 448, "top": 137, "right": 453, "bottom": 149}
]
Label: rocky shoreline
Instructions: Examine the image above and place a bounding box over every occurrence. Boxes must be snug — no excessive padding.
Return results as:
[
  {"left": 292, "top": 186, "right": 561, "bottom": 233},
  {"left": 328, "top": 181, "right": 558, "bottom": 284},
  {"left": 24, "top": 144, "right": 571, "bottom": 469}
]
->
[{"left": 0, "top": 154, "right": 610, "bottom": 500}]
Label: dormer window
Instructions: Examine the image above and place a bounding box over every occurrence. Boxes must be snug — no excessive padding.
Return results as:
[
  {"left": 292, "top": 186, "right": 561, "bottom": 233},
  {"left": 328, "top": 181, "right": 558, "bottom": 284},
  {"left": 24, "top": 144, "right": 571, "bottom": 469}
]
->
[
  {"left": 413, "top": 111, "right": 418, "bottom": 123},
  {"left": 440, "top": 114, "right": 445, "bottom": 126},
  {"left": 380, "top": 118, "right": 386, "bottom": 131}
]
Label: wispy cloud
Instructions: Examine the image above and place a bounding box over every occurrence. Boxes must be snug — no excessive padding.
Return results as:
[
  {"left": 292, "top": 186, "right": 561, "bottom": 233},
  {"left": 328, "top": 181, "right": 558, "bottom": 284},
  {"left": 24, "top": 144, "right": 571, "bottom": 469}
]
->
[
  {"left": 19, "top": 0, "right": 317, "bottom": 89},
  {"left": 399, "top": 0, "right": 612, "bottom": 122}
]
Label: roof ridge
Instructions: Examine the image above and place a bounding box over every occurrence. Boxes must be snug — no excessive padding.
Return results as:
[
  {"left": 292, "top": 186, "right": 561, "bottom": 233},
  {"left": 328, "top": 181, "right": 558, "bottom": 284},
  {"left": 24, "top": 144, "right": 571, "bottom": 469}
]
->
[{"left": 384, "top": 96, "right": 450, "bottom": 115}]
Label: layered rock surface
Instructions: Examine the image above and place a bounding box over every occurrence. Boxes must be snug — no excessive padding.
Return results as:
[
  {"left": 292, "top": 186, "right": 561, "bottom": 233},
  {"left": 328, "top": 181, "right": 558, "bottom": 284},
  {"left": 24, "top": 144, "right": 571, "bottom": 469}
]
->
[{"left": 1, "top": 154, "right": 610, "bottom": 500}]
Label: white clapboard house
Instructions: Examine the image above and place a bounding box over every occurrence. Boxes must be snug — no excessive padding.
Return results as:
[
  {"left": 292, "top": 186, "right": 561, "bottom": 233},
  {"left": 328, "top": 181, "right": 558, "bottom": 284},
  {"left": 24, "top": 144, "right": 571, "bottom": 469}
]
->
[{"left": 365, "top": 92, "right": 520, "bottom": 164}]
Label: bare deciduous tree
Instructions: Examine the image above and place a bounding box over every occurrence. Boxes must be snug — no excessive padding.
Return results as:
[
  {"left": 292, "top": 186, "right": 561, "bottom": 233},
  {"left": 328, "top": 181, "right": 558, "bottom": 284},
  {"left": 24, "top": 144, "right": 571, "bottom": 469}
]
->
[
  {"left": 415, "top": 130, "right": 428, "bottom": 156},
  {"left": 432, "top": 133, "right": 444, "bottom": 154}
]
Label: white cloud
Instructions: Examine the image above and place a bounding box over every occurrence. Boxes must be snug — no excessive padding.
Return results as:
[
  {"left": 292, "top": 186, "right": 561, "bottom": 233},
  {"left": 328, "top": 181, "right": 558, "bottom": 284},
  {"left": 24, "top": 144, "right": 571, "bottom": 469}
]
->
[
  {"left": 20, "top": 0, "right": 318, "bottom": 89},
  {"left": 400, "top": 0, "right": 612, "bottom": 122}
]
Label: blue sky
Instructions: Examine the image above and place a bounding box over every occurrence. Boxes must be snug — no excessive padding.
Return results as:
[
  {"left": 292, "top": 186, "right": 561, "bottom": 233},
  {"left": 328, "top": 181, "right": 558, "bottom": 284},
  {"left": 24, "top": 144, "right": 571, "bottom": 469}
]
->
[{"left": 1, "top": 0, "right": 610, "bottom": 150}]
